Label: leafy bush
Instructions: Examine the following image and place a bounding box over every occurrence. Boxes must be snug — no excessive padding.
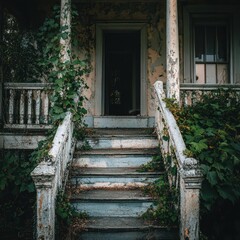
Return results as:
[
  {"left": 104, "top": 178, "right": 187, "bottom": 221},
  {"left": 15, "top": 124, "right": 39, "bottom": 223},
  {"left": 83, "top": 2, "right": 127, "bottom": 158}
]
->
[
  {"left": 171, "top": 90, "right": 240, "bottom": 210},
  {"left": 0, "top": 150, "right": 36, "bottom": 238}
]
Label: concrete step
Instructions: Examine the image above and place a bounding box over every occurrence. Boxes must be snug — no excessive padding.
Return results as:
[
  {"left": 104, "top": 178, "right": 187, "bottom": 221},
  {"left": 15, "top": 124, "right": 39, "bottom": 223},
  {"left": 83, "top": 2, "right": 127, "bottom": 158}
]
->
[
  {"left": 93, "top": 116, "right": 155, "bottom": 128},
  {"left": 74, "top": 217, "right": 178, "bottom": 240},
  {"left": 77, "top": 128, "right": 158, "bottom": 150},
  {"left": 70, "top": 167, "right": 162, "bottom": 190},
  {"left": 77, "top": 135, "right": 158, "bottom": 150},
  {"left": 73, "top": 149, "right": 159, "bottom": 168},
  {"left": 71, "top": 190, "right": 154, "bottom": 217}
]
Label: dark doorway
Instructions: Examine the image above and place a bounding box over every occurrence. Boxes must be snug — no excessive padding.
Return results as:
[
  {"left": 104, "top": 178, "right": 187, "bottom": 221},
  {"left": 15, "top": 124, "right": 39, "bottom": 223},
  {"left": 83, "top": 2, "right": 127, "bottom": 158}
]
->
[{"left": 104, "top": 31, "right": 140, "bottom": 116}]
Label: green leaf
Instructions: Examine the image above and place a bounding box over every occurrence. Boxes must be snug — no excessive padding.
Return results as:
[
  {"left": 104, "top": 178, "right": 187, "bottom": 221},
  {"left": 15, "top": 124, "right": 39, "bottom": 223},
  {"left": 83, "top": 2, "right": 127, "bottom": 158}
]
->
[{"left": 206, "top": 171, "right": 218, "bottom": 186}]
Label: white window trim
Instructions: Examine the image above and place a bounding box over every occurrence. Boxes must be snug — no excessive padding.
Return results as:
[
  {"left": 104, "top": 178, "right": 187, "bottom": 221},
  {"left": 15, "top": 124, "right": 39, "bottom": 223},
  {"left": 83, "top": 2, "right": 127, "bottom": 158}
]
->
[
  {"left": 95, "top": 23, "right": 147, "bottom": 116},
  {"left": 183, "top": 5, "right": 240, "bottom": 84}
]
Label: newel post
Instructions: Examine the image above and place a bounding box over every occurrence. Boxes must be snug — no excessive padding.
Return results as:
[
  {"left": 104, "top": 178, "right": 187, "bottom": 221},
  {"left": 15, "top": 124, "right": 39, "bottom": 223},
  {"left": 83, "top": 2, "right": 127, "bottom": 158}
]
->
[
  {"left": 31, "top": 162, "right": 56, "bottom": 240},
  {"left": 166, "top": 0, "right": 180, "bottom": 102},
  {"left": 180, "top": 163, "right": 202, "bottom": 240}
]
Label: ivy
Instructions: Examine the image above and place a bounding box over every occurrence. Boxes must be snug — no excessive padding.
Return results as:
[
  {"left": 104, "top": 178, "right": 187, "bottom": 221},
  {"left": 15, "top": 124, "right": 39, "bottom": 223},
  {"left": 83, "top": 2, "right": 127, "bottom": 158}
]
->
[{"left": 168, "top": 89, "right": 240, "bottom": 211}]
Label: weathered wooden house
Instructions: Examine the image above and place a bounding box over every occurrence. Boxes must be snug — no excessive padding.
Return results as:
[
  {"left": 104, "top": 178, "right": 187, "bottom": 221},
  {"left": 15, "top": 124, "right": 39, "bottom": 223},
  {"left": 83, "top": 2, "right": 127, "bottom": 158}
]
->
[{"left": 1, "top": 0, "right": 240, "bottom": 239}]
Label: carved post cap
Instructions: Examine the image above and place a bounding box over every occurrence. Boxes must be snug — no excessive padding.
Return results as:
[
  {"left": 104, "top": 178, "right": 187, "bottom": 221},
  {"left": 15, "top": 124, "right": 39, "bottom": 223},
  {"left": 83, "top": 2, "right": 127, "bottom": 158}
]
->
[{"left": 31, "top": 160, "right": 56, "bottom": 189}]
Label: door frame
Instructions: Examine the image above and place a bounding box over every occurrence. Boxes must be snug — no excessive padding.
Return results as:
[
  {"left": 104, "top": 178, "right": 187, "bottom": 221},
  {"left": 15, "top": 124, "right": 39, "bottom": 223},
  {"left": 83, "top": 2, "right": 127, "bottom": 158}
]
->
[{"left": 95, "top": 23, "right": 147, "bottom": 116}]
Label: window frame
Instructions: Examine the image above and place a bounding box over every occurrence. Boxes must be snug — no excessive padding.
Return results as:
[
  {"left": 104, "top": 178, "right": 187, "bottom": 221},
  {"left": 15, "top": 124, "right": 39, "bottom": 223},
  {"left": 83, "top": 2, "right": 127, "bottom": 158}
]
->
[{"left": 183, "top": 5, "right": 240, "bottom": 84}]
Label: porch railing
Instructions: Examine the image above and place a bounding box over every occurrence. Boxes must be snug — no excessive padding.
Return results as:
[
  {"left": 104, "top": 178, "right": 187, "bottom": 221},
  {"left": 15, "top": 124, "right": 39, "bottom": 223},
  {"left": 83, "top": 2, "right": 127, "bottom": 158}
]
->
[
  {"left": 180, "top": 83, "right": 240, "bottom": 106},
  {"left": 31, "top": 112, "right": 75, "bottom": 240},
  {"left": 3, "top": 82, "right": 53, "bottom": 129},
  {"left": 154, "top": 81, "right": 202, "bottom": 240}
]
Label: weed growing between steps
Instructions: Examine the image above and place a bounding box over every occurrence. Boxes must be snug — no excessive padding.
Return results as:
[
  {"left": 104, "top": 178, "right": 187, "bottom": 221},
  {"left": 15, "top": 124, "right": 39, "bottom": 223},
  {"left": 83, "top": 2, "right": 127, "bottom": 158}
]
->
[
  {"left": 138, "top": 155, "right": 165, "bottom": 172},
  {"left": 55, "top": 192, "right": 89, "bottom": 239},
  {"left": 140, "top": 155, "right": 179, "bottom": 226}
]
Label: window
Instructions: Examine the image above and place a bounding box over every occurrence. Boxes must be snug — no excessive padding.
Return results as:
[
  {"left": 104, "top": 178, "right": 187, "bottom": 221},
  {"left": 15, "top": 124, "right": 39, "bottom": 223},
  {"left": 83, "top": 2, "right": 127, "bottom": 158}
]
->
[
  {"left": 194, "top": 22, "right": 229, "bottom": 84},
  {"left": 183, "top": 6, "right": 240, "bottom": 84}
]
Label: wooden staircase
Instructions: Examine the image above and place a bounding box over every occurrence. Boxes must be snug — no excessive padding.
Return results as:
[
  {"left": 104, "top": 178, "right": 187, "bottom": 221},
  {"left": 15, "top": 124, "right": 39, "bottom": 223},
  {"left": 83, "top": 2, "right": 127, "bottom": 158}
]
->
[{"left": 67, "top": 128, "right": 178, "bottom": 240}]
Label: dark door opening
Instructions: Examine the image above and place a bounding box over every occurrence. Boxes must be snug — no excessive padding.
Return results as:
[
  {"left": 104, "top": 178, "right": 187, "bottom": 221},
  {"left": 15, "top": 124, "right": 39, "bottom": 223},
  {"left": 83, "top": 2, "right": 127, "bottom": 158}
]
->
[{"left": 104, "top": 31, "right": 140, "bottom": 116}]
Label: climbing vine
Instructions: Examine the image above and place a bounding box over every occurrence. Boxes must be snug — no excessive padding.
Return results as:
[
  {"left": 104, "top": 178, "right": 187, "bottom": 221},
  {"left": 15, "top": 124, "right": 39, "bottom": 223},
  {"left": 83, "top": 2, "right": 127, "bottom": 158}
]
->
[{"left": 166, "top": 90, "right": 240, "bottom": 211}]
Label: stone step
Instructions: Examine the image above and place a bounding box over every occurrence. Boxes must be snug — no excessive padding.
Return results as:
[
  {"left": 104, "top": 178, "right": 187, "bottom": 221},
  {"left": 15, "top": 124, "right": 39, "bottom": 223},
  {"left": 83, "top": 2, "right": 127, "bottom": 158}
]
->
[
  {"left": 77, "top": 135, "right": 158, "bottom": 150},
  {"left": 71, "top": 190, "right": 154, "bottom": 217},
  {"left": 74, "top": 217, "right": 178, "bottom": 240},
  {"left": 73, "top": 149, "right": 158, "bottom": 168},
  {"left": 93, "top": 116, "right": 155, "bottom": 128},
  {"left": 70, "top": 167, "right": 161, "bottom": 190}
]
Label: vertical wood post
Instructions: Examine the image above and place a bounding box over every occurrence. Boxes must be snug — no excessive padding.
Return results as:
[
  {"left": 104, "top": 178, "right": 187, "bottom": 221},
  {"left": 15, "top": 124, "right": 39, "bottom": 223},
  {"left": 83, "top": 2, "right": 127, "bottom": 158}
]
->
[
  {"left": 166, "top": 0, "right": 180, "bottom": 101},
  {"left": 60, "top": 0, "right": 71, "bottom": 63},
  {"left": 180, "top": 173, "right": 202, "bottom": 240},
  {"left": 0, "top": 1, "right": 4, "bottom": 128}
]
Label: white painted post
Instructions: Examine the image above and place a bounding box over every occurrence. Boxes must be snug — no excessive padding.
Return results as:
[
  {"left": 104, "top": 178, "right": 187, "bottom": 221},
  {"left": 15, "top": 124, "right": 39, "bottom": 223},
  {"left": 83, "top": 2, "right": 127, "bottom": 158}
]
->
[
  {"left": 180, "top": 173, "right": 202, "bottom": 240},
  {"left": 0, "top": 2, "right": 3, "bottom": 128},
  {"left": 35, "top": 90, "right": 41, "bottom": 124},
  {"left": 43, "top": 91, "right": 49, "bottom": 124},
  {"left": 166, "top": 0, "right": 180, "bottom": 101},
  {"left": 60, "top": 0, "right": 71, "bottom": 63},
  {"left": 27, "top": 90, "right": 33, "bottom": 124},
  {"left": 31, "top": 163, "right": 56, "bottom": 240},
  {"left": 20, "top": 90, "right": 25, "bottom": 124},
  {"left": 9, "top": 89, "right": 15, "bottom": 124}
]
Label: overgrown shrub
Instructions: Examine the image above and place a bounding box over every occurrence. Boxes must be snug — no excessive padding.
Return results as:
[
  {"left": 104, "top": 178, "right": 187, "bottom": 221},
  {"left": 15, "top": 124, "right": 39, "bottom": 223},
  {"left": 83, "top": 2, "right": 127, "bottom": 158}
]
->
[
  {"left": 0, "top": 150, "right": 36, "bottom": 239},
  {"left": 167, "top": 89, "right": 240, "bottom": 239}
]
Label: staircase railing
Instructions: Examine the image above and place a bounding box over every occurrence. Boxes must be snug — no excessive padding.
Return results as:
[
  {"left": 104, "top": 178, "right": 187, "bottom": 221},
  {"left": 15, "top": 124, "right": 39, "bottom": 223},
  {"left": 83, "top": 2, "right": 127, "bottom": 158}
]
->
[
  {"left": 154, "top": 81, "right": 202, "bottom": 240},
  {"left": 3, "top": 82, "right": 53, "bottom": 129},
  {"left": 31, "top": 112, "right": 75, "bottom": 240}
]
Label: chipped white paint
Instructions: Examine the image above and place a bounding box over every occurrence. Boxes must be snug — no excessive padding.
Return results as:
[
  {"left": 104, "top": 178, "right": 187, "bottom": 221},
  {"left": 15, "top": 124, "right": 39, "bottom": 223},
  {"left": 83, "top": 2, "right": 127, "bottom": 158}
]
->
[
  {"left": 31, "top": 112, "right": 75, "bottom": 240},
  {"left": 36, "top": 90, "right": 41, "bottom": 124},
  {"left": 77, "top": 137, "right": 158, "bottom": 150},
  {"left": 1, "top": 133, "right": 46, "bottom": 149},
  {"left": 4, "top": 83, "right": 52, "bottom": 128},
  {"left": 73, "top": 201, "right": 153, "bottom": 217},
  {"left": 19, "top": 90, "right": 25, "bottom": 124},
  {"left": 180, "top": 83, "right": 240, "bottom": 106},
  {"left": 166, "top": 0, "right": 180, "bottom": 101},
  {"left": 73, "top": 155, "right": 153, "bottom": 168},
  {"left": 43, "top": 91, "right": 49, "bottom": 124},
  {"left": 60, "top": 0, "right": 71, "bottom": 62},
  {"left": 9, "top": 89, "right": 14, "bottom": 124},
  {"left": 154, "top": 81, "right": 202, "bottom": 240},
  {"left": 27, "top": 90, "right": 33, "bottom": 124}
]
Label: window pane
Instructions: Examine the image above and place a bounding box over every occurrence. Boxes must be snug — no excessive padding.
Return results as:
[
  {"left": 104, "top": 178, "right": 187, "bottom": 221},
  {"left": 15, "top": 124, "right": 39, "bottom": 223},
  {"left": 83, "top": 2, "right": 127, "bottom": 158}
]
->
[
  {"left": 195, "top": 26, "right": 205, "bottom": 62},
  {"left": 217, "top": 64, "right": 229, "bottom": 83},
  {"left": 196, "top": 64, "right": 205, "bottom": 83},
  {"left": 206, "top": 26, "right": 216, "bottom": 62},
  {"left": 217, "top": 26, "right": 227, "bottom": 62},
  {"left": 206, "top": 64, "right": 216, "bottom": 83}
]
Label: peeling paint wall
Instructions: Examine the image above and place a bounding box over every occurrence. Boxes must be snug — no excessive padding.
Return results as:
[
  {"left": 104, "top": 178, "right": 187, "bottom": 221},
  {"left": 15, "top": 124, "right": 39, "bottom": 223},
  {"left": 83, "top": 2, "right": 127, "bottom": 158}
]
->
[{"left": 75, "top": 2, "right": 167, "bottom": 117}]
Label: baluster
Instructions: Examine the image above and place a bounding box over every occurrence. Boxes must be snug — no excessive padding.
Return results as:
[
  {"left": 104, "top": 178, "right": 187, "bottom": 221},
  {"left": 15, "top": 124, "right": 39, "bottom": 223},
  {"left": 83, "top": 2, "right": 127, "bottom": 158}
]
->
[
  {"left": 35, "top": 90, "right": 41, "bottom": 124},
  {"left": 27, "top": 90, "right": 33, "bottom": 124},
  {"left": 9, "top": 89, "right": 15, "bottom": 124},
  {"left": 43, "top": 91, "right": 49, "bottom": 124},
  {"left": 19, "top": 90, "right": 25, "bottom": 124}
]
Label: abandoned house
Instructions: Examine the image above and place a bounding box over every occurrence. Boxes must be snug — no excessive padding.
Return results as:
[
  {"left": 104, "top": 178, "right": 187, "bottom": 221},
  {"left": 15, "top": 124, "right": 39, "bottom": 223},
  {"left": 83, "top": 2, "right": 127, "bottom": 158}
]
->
[{"left": 0, "top": 0, "right": 240, "bottom": 239}]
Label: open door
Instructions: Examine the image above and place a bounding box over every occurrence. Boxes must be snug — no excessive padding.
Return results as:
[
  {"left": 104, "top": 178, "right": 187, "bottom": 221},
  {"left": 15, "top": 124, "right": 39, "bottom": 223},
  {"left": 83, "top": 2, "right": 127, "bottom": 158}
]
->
[{"left": 104, "top": 31, "right": 140, "bottom": 116}]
